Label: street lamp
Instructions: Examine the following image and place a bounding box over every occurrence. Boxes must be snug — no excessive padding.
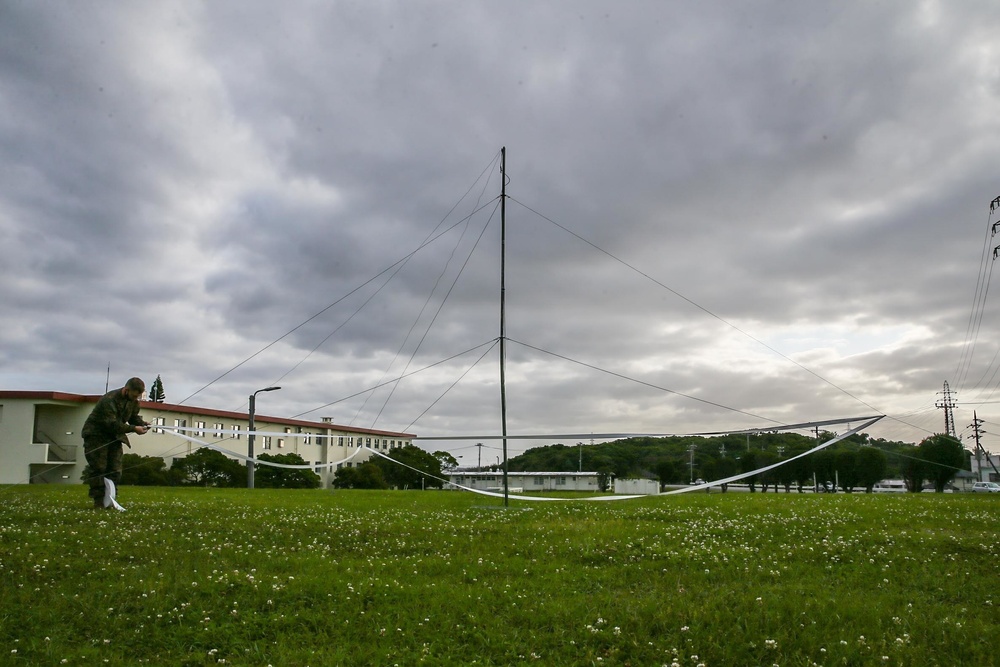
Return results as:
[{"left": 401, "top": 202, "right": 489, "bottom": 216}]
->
[{"left": 248, "top": 386, "right": 281, "bottom": 489}]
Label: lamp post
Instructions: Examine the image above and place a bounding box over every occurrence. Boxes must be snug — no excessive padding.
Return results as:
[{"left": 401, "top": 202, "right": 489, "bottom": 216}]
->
[{"left": 248, "top": 386, "right": 281, "bottom": 489}]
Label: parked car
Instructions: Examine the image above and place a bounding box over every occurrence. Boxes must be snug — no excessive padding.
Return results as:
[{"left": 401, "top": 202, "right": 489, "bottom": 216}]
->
[{"left": 971, "top": 481, "right": 1000, "bottom": 493}]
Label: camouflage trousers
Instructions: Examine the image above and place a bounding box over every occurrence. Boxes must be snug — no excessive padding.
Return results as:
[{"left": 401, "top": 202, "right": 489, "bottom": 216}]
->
[{"left": 84, "top": 438, "right": 123, "bottom": 502}]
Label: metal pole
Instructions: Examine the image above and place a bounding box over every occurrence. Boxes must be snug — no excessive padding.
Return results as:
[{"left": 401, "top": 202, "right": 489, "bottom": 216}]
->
[
  {"left": 247, "top": 393, "right": 256, "bottom": 489},
  {"left": 248, "top": 386, "right": 281, "bottom": 489},
  {"left": 499, "top": 147, "right": 509, "bottom": 508}
]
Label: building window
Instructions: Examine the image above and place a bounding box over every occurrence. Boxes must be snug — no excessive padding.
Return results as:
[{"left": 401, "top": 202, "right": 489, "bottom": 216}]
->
[
  {"left": 174, "top": 419, "right": 187, "bottom": 431},
  {"left": 534, "top": 477, "right": 543, "bottom": 486},
  {"left": 233, "top": 424, "right": 242, "bottom": 440},
  {"left": 349, "top": 436, "right": 354, "bottom": 447},
  {"left": 303, "top": 433, "right": 312, "bottom": 445},
  {"left": 557, "top": 477, "right": 566, "bottom": 486},
  {"left": 262, "top": 436, "right": 272, "bottom": 450},
  {"left": 277, "top": 438, "right": 285, "bottom": 449},
  {"left": 213, "top": 423, "right": 224, "bottom": 440},
  {"left": 338, "top": 436, "right": 344, "bottom": 446},
  {"left": 195, "top": 421, "right": 206, "bottom": 437},
  {"left": 366, "top": 438, "right": 371, "bottom": 447}
]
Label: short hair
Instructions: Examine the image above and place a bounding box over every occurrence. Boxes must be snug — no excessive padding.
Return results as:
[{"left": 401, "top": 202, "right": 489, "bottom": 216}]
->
[{"left": 125, "top": 377, "right": 145, "bottom": 393}]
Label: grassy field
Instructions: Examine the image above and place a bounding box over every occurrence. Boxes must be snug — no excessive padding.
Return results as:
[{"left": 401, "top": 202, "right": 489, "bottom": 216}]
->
[{"left": 1, "top": 486, "right": 997, "bottom": 666}]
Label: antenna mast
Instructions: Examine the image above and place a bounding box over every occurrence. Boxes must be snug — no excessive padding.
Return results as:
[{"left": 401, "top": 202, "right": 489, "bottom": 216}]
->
[{"left": 499, "top": 147, "right": 509, "bottom": 507}]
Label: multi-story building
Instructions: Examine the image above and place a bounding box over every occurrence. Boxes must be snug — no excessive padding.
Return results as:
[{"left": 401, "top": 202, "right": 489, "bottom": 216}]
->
[{"left": 0, "top": 390, "right": 415, "bottom": 488}]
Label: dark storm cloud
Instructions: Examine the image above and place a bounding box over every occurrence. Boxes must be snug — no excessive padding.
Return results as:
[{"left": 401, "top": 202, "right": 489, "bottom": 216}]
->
[{"left": 3, "top": 1, "right": 1000, "bottom": 453}]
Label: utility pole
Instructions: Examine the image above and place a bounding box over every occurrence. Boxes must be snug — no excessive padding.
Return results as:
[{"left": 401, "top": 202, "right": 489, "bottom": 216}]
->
[
  {"left": 476, "top": 442, "right": 483, "bottom": 470},
  {"left": 969, "top": 412, "right": 984, "bottom": 482},
  {"left": 935, "top": 380, "right": 957, "bottom": 438}
]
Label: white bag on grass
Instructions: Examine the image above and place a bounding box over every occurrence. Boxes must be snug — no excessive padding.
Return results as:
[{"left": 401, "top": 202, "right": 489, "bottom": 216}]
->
[{"left": 103, "top": 478, "right": 126, "bottom": 512}]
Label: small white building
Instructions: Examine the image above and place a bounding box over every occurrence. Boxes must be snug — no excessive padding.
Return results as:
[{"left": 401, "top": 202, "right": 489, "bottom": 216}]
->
[
  {"left": 0, "top": 390, "right": 415, "bottom": 489},
  {"left": 447, "top": 471, "right": 603, "bottom": 493},
  {"left": 613, "top": 477, "right": 660, "bottom": 495}
]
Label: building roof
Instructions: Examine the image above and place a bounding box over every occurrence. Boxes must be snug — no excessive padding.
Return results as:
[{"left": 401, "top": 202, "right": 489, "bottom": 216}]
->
[{"left": 0, "top": 390, "right": 415, "bottom": 439}]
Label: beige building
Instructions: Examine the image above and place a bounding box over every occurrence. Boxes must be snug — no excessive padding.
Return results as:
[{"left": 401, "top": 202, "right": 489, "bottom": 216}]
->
[{"left": 0, "top": 390, "right": 415, "bottom": 489}]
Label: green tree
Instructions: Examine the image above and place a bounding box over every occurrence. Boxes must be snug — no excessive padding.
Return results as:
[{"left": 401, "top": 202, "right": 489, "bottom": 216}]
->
[
  {"left": 918, "top": 435, "right": 966, "bottom": 493},
  {"left": 835, "top": 450, "right": 859, "bottom": 492},
  {"left": 899, "top": 445, "right": 924, "bottom": 492},
  {"left": 596, "top": 469, "right": 613, "bottom": 492},
  {"left": 120, "top": 453, "right": 174, "bottom": 486},
  {"left": 786, "top": 445, "right": 815, "bottom": 492},
  {"left": 148, "top": 375, "right": 165, "bottom": 402},
  {"left": 434, "top": 450, "right": 459, "bottom": 471},
  {"left": 740, "top": 451, "right": 759, "bottom": 492},
  {"left": 655, "top": 459, "right": 679, "bottom": 487},
  {"left": 855, "top": 447, "right": 888, "bottom": 493},
  {"left": 170, "top": 449, "right": 244, "bottom": 487},
  {"left": 756, "top": 451, "right": 780, "bottom": 492},
  {"left": 812, "top": 449, "right": 837, "bottom": 491},
  {"left": 716, "top": 456, "right": 738, "bottom": 492},
  {"left": 332, "top": 462, "right": 388, "bottom": 489},
  {"left": 774, "top": 452, "right": 800, "bottom": 492},
  {"left": 254, "top": 453, "right": 321, "bottom": 489},
  {"left": 373, "top": 445, "right": 444, "bottom": 489},
  {"left": 702, "top": 455, "right": 737, "bottom": 492}
]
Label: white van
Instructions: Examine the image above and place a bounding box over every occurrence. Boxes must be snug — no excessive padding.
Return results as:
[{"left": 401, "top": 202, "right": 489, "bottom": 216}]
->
[{"left": 872, "top": 479, "right": 907, "bottom": 493}]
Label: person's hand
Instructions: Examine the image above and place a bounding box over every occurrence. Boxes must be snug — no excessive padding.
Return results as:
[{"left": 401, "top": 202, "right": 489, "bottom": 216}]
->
[{"left": 134, "top": 425, "right": 148, "bottom": 435}]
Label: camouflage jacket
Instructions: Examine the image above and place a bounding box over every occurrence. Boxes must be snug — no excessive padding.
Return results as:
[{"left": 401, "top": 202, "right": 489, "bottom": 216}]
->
[{"left": 81, "top": 388, "right": 146, "bottom": 447}]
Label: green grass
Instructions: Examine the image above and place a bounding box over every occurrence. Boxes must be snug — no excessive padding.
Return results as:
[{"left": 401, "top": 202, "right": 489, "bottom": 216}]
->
[{"left": 1, "top": 486, "right": 997, "bottom": 666}]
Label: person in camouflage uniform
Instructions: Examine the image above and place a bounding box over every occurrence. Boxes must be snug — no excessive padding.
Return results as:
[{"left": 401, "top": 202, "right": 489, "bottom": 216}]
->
[{"left": 82, "top": 377, "right": 150, "bottom": 509}]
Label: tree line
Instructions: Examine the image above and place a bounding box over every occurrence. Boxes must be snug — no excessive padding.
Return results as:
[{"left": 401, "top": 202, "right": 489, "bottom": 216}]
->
[
  {"left": 502, "top": 431, "right": 968, "bottom": 493},
  {"left": 99, "top": 444, "right": 460, "bottom": 490},
  {"left": 87, "top": 450, "right": 322, "bottom": 489},
  {"left": 92, "top": 432, "right": 967, "bottom": 494}
]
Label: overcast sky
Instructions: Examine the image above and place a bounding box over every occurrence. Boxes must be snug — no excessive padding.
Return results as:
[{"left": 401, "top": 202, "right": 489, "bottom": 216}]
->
[{"left": 4, "top": 1, "right": 1000, "bottom": 460}]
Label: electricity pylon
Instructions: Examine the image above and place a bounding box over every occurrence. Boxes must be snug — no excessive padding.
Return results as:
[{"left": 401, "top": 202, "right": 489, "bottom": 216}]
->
[{"left": 935, "top": 380, "right": 957, "bottom": 438}]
